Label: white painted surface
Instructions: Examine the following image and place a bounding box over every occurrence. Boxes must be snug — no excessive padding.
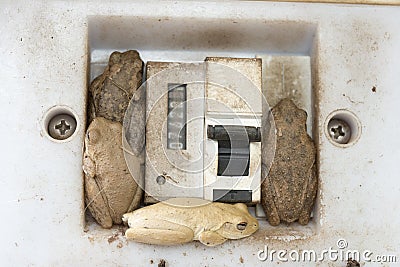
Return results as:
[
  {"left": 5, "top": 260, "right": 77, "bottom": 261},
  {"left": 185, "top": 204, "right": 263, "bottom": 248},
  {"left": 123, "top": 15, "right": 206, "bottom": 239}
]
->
[{"left": 1, "top": 1, "right": 400, "bottom": 266}]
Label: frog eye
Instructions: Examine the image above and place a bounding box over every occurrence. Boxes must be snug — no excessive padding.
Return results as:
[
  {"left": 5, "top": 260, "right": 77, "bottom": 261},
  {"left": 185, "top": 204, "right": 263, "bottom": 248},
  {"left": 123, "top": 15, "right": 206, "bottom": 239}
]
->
[
  {"left": 87, "top": 129, "right": 100, "bottom": 144},
  {"left": 237, "top": 222, "right": 247, "bottom": 231}
]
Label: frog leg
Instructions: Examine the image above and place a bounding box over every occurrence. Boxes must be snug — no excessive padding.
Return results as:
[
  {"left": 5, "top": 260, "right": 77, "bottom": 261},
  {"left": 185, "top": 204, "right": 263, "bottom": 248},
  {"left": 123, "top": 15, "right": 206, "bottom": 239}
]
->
[
  {"left": 261, "top": 166, "right": 281, "bottom": 226},
  {"left": 198, "top": 231, "right": 227, "bottom": 246},
  {"left": 84, "top": 173, "right": 113, "bottom": 229},
  {"left": 83, "top": 153, "right": 113, "bottom": 228},
  {"left": 125, "top": 219, "right": 194, "bottom": 245},
  {"left": 261, "top": 165, "right": 281, "bottom": 226},
  {"left": 298, "top": 164, "right": 318, "bottom": 225}
]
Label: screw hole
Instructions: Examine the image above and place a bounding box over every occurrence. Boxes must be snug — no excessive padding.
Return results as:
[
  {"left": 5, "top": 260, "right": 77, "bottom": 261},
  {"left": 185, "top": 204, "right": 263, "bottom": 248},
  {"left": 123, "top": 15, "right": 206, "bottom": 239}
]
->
[
  {"left": 325, "top": 110, "right": 361, "bottom": 147},
  {"left": 43, "top": 106, "right": 79, "bottom": 143},
  {"left": 48, "top": 114, "right": 76, "bottom": 140}
]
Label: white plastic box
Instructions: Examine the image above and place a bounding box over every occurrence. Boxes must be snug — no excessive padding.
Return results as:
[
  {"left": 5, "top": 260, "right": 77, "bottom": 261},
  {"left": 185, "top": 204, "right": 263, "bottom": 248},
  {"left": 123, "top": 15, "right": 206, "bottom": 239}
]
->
[{"left": 1, "top": 1, "right": 400, "bottom": 266}]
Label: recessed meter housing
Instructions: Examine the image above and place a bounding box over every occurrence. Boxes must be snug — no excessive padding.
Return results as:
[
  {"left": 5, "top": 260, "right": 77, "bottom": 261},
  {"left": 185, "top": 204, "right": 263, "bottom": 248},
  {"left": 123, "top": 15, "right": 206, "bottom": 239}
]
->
[{"left": 143, "top": 58, "right": 263, "bottom": 204}]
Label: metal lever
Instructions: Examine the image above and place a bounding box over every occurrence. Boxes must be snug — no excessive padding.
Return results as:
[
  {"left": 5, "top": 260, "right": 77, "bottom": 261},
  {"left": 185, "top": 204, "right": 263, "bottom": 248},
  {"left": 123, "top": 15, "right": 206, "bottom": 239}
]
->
[
  {"left": 207, "top": 125, "right": 261, "bottom": 142},
  {"left": 207, "top": 125, "right": 261, "bottom": 176}
]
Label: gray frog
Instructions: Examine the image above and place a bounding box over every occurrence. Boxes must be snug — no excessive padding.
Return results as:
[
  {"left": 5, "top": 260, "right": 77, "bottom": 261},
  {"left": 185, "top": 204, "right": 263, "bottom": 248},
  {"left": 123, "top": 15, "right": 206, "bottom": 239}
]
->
[
  {"left": 261, "top": 99, "right": 317, "bottom": 226},
  {"left": 83, "top": 117, "right": 142, "bottom": 228},
  {"left": 88, "top": 50, "right": 143, "bottom": 123}
]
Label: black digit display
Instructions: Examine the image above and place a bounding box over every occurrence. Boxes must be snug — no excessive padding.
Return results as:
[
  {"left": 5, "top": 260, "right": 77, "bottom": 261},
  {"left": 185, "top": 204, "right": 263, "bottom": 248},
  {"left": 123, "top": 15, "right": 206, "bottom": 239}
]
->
[{"left": 167, "top": 84, "right": 187, "bottom": 150}]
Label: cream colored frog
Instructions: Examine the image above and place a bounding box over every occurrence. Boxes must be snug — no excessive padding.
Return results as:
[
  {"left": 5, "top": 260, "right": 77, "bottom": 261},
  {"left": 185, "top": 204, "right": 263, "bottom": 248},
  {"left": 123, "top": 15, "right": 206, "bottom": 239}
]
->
[
  {"left": 122, "top": 198, "right": 259, "bottom": 246},
  {"left": 83, "top": 117, "right": 142, "bottom": 228}
]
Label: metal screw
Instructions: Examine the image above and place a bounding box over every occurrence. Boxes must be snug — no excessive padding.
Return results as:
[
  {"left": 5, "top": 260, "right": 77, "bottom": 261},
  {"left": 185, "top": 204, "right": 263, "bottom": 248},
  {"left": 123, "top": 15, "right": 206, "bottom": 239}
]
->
[
  {"left": 156, "top": 175, "right": 166, "bottom": 185},
  {"left": 328, "top": 119, "right": 351, "bottom": 144},
  {"left": 48, "top": 114, "right": 77, "bottom": 140}
]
